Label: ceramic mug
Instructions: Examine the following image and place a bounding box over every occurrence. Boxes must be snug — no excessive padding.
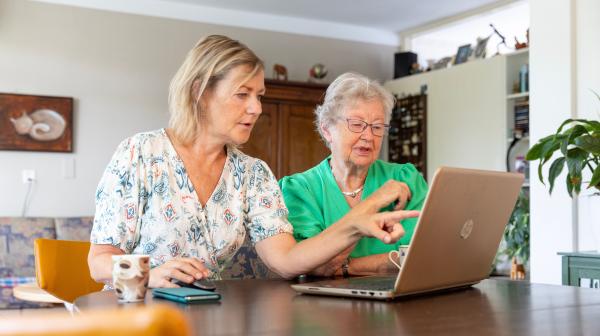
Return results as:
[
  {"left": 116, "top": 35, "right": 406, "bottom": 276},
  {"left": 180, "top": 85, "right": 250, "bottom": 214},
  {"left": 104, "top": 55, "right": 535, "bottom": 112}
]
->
[
  {"left": 388, "top": 245, "right": 409, "bottom": 271},
  {"left": 112, "top": 254, "right": 150, "bottom": 303}
]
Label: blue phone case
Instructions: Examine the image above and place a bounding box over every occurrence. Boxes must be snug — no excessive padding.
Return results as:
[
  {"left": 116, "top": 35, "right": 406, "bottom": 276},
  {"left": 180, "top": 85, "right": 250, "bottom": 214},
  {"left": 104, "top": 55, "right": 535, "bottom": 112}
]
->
[{"left": 152, "top": 287, "right": 221, "bottom": 303}]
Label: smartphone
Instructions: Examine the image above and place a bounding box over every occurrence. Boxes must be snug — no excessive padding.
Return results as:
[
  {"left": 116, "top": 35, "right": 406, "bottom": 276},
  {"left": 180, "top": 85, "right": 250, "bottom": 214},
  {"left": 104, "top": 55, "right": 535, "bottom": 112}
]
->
[
  {"left": 152, "top": 287, "right": 221, "bottom": 303},
  {"left": 172, "top": 279, "right": 217, "bottom": 291}
]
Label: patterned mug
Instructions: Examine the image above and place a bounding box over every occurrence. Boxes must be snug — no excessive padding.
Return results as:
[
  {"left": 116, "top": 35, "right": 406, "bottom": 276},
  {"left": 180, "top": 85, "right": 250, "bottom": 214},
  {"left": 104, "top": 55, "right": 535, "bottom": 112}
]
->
[{"left": 112, "top": 255, "right": 150, "bottom": 303}]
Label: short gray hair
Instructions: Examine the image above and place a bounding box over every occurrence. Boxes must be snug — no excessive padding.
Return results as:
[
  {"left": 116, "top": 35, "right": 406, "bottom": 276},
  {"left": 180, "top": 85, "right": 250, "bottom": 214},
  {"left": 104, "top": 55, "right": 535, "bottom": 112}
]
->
[{"left": 315, "top": 72, "right": 395, "bottom": 146}]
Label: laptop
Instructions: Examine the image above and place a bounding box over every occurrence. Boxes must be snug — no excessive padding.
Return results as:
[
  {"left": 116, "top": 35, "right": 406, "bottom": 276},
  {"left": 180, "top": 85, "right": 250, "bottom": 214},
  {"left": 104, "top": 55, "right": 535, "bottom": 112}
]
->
[{"left": 291, "top": 167, "right": 524, "bottom": 300}]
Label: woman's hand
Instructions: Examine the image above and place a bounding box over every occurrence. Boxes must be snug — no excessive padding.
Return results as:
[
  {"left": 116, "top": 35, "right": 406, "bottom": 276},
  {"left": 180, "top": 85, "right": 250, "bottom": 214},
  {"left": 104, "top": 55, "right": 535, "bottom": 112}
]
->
[
  {"left": 350, "top": 210, "right": 420, "bottom": 244},
  {"left": 362, "top": 180, "right": 412, "bottom": 212},
  {"left": 149, "top": 258, "right": 210, "bottom": 288}
]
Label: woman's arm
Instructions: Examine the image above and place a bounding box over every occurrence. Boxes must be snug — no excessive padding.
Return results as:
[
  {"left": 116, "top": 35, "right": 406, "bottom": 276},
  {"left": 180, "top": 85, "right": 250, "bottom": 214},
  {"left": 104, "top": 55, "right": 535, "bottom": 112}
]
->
[
  {"left": 309, "top": 251, "right": 398, "bottom": 277},
  {"left": 255, "top": 209, "right": 418, "bottom": 279},
  {"left": 347, "top": 254, "right": 398, "bottom": 276},
  {"left": 88, "top": 244, "right": 211, "bottom": 288},
  {"left": 88, "top": 244, "right": 125, "bottom": 284}
]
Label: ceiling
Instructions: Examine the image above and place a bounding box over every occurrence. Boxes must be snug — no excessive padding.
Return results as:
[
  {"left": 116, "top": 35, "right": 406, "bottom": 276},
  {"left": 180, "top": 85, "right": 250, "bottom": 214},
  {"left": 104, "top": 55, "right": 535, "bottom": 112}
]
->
[
  {"left": 162, "top": 0, "right": 501, "bottom": 31},
  {"left": 34, "top": 0, "right": 510, "bottom": 46}
]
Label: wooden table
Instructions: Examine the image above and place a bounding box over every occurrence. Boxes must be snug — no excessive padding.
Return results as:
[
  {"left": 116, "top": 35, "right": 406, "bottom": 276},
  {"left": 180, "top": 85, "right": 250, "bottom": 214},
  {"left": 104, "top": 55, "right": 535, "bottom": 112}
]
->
[
  {"left": 13, "top": 283, "right": 63, "bottom": 304},
  {"left": 75, "top": 278, "right": 600, "bottom": 335}
]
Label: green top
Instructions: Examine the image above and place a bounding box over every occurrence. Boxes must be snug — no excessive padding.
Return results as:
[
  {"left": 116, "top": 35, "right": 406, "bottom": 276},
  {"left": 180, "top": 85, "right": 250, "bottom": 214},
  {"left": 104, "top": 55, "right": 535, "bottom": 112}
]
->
[{"left": 279, "top": 158, "right": 428, "bottom": 258}]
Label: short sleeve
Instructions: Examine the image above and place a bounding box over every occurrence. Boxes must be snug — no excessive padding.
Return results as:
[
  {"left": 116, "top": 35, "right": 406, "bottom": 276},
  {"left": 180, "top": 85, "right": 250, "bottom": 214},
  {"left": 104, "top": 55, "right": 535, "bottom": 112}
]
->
[
  {"left": 279, "top": 176, "right": 326, "bottom": 242},
  {"left": 397, "top": 164, "right": 428, "bottom": 211},
  {"left": 90, "top": 138, "right": 145, "bottom": 253},
  {"left": 245, "top": 160, "right": 293, "bottom": 244}
]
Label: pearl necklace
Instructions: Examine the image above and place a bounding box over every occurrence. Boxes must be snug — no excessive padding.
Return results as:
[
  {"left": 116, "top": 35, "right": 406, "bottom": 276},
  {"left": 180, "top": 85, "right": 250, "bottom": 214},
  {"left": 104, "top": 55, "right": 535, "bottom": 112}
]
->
[
  {"left": 330, "top": 161, "right": 365, "bottom": 198},
  {"left": 341, "top": 185, "right": 364, "bottom": 198}
]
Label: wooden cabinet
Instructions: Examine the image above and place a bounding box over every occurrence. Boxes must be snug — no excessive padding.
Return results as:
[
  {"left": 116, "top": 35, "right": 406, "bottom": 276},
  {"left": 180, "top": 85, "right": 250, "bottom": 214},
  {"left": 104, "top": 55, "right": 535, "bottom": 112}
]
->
[{"left": 241, "top": 80, "right": 329, "bottom": 179}]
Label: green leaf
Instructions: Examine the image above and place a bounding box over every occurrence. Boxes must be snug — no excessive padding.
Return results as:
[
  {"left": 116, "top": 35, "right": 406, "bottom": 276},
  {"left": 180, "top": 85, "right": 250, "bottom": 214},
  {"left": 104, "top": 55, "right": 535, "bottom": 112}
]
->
[
  {"left": 526, "top": 135, "right": 554, "bottom": 160},
  {"left": 589, "top": 165, "right": 600, "bottom": 189},
  {"left": 573, "top": 173, "right": 583, "bottom": 194},
  {"left": 537, "top": 161, "right": 545, "bottom": 186},
  {"left": 548, "top": 157, "right": 566, "bottom": 194},
  {"left": 566, "top": 148, "right": 587, "bottom": 177},
  {"left": 581, "top": 120, "right": 600, "bottom": 133},
  {"left": 561, "top": 125, "right": 588, "bottom": 155},
  {"left": 555, "top": 119, "right": 576, "bottom": 135},
  {"left": 566, "top": 174, "right": 574, "bottom": 197},
  {"left": 556, "top": 119, "right": 600, "bottom": 134},
  {"left": 540, "top": 137, "right": 562, "bottom": 163},
  {"left": 526, "top": 142, "right": 543, "bottom": 160},
  {"left": 574, "top": 134, "right": 600, "bottom": 155}
]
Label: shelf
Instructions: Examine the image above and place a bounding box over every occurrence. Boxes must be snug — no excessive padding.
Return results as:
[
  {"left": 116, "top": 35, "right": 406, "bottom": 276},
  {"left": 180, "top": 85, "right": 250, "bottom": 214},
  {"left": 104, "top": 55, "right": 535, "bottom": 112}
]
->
[
  {"left": 507, "top": 92, "right": 529, "bottom": 100},
  {"left": 507, "top": 48, "right": 529, "bottom": 56}
]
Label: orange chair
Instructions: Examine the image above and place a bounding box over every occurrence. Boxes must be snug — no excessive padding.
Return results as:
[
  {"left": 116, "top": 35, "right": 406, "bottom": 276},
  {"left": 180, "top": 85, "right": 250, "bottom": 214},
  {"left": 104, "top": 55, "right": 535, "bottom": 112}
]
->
[
  {"left": 34, "top": 239, "right": 103, "bottom": 303},
  {"left": 0, "top": 304, "right": 192, "bottom": 336}
]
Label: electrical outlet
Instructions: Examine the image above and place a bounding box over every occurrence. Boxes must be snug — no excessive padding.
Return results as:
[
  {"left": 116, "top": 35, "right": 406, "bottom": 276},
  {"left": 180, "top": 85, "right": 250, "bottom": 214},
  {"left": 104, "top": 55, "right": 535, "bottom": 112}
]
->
[{"left": 22, "top": 169, "right": 36, "bottom": 184}]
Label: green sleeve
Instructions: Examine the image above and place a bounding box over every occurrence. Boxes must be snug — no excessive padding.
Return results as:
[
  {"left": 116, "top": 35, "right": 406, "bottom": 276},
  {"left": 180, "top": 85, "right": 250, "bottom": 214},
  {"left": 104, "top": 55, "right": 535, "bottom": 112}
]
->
[
  {"left": 399, "top": 164, "right": 428, "bottom": 211},
  {"left": 279, "top": 176, "right": 325, "bottom": 242}
]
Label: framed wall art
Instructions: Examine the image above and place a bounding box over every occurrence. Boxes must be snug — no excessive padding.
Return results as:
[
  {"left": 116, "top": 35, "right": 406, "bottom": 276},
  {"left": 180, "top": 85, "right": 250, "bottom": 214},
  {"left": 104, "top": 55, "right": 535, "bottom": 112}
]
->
[{"left": 0, "top": 93, "right": 73, "bottom": 152}]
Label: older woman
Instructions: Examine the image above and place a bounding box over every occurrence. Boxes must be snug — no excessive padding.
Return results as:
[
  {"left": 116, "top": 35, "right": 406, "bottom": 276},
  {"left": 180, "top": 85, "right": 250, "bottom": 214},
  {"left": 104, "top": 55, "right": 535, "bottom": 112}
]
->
[
  {"left": 280, "top": 72, "right": 428, "bottom": 277},
  {"left": 88, "top": 36, "right": 418, "bottom": 288}
]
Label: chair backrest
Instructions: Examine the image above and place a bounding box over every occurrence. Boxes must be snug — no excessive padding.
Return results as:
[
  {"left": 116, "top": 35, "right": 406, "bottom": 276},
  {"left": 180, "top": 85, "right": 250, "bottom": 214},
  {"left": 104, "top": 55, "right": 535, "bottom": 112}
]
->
[
  {"left": 0, "top": 304, "right": 192, "bottom": 336},
  {"left": 34, "top": 238, "right": 103, "bottom": 303}
]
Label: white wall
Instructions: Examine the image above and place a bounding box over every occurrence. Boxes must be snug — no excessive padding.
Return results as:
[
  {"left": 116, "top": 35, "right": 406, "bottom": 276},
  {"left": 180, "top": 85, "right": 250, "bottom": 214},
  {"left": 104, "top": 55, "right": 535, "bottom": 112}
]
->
[
  {"left": 384, "top": 56, "right": 507, "bottom": 180},
  {"left": 575, "top": 1, "right": 600, "bottom": 252},
  {"left": 0, "top": 0, "right": 396, "bottom": 217},
  {"left": 529, "top": 0, "right": 600, "bottom": 285}
]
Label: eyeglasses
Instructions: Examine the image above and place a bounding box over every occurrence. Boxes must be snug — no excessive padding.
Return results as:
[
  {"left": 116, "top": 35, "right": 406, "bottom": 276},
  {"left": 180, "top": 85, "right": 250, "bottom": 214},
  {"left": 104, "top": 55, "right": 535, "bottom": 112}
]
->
[{"left": 345, "top": 118, "right": 390, "bottom": 137}]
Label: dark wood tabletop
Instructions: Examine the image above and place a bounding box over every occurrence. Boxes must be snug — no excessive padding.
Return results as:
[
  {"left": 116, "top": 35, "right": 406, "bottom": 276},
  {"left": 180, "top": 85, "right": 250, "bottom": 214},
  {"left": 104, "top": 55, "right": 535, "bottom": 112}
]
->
[{"left": 74, "top": 278, "right": 600, "bottom": 335}]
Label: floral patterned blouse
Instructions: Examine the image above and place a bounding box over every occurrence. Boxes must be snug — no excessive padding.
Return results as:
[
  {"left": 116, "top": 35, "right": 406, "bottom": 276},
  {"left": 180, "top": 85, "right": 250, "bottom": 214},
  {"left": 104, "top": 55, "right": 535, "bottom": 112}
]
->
[{"left": 91, "top": 129, "right": 293, "bottom": 279}]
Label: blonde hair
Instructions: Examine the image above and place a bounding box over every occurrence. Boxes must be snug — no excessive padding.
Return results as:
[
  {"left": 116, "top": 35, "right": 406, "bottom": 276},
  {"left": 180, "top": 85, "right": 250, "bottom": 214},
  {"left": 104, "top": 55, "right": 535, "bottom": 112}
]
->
[
  {"left": 315, "top": 72, "right": 394, "bottom": 147},
  {"left": 168, "top": 35, "right": 263, "bottom": 144}
]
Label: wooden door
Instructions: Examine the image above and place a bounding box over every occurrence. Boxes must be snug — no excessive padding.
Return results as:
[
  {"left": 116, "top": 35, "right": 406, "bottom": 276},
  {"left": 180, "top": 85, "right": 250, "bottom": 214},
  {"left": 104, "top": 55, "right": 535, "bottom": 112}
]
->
[
  {"left": 240, "top": 102, "right": 279, "bottom": 174},
  {"left": 280, "top": 103, "right": 329, "bottom": 177},
  {"left": 243, "top": 80, "right": 329, "bottom": 179}
]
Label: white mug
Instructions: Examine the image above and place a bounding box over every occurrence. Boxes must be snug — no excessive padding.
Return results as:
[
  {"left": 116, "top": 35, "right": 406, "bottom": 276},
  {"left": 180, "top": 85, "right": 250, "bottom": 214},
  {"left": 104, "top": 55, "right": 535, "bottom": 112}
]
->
[
  {"left": 388, "top": 245, "right": 409, "bottom": 271},
  {"left": 112, "top": 254, "right": 150, "bottom": 303}
]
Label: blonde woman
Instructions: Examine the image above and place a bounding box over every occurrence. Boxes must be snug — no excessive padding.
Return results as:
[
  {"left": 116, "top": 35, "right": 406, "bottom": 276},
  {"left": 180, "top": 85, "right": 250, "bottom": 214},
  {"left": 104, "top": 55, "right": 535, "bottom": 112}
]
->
[{"left": 88, "top": 35, "right": 419, "bottom": 288}]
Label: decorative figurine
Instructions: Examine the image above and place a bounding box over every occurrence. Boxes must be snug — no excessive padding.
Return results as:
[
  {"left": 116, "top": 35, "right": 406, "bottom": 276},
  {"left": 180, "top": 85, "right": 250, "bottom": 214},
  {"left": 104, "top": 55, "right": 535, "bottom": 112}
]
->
[
  {"left": 308, "top": 63, "right": 328, "bottom": 82},
  {"left": 514, "top": 37, "right": 527, "bottom": 49},
  {"left": 510, "top": 257, "right": 526, "bottom": 280},
  {"left": 273, "top": 64, "right": 288, "bottom": 81}
]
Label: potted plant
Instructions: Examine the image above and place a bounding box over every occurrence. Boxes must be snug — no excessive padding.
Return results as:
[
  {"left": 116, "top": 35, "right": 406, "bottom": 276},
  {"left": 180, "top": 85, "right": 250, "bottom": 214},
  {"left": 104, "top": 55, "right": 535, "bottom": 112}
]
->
[
  {"left": 503, "top": 190, "right": 529, "bottom": 279},
  {"left": 525, "top": 93, "right": 600, "bottom": 196},
  {"left": 493, "top": 189, "right": 530, "bottom": 278}
]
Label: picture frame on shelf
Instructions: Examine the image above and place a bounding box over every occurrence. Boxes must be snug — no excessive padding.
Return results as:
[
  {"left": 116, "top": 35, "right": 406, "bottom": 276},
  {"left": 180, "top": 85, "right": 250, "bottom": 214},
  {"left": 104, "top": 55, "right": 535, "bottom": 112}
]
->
[
  {"left": 473, "top": 36, "right": 490, "bottom": 59},
  {"left": 454, "top": 44, "right": 472, "bottom": 65},
  {"left": 432, "top": 56, "right": 452, "bottom": 70}
]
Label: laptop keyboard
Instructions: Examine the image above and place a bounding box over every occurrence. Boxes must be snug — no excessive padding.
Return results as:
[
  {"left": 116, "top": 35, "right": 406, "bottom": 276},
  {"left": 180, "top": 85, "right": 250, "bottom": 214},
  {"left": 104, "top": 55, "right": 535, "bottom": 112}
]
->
[{"left": 320, "top": 276, "right": 396, "bottom": 291}]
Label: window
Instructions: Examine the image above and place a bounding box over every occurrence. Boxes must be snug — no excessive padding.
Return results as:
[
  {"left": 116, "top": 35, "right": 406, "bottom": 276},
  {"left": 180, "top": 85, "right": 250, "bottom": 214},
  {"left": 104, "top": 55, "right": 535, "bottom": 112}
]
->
[{"left": 409, "top": 1, "right": 529, "bottom": 68}]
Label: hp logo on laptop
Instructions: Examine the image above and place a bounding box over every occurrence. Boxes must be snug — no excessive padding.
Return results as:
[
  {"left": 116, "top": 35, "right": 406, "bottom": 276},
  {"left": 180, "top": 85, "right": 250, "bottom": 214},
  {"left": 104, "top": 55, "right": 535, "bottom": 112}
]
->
[{"left": 460, "top": 219, "right": 474, "bottom": 239}]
